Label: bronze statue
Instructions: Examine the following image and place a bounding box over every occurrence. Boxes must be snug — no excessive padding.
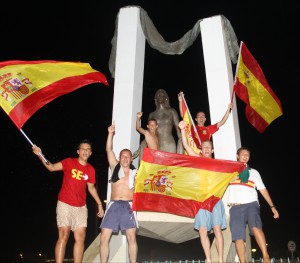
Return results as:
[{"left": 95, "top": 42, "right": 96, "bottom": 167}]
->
[{"left": 149, "top": 89, "right": 182, "bottom": 153}]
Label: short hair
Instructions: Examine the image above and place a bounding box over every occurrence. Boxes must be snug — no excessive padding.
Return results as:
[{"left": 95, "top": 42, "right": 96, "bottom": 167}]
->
[
  {"left": 196, "top": 111, "right": 206, "bottom": 117},
  {"left": 78, "top": 139, "right": 92, "bottom": 150},
  {"left": 119, "top": 148, "right": 132, "bottom": 158},
  {"left": 148, "top": 118, "right": 157, "bottom": 125},
  {"left": 201, "top": 140, "right": 213, "bottom": 149},
  {"left": 236, "top": 146, "right": 250, "bottom": 155}
]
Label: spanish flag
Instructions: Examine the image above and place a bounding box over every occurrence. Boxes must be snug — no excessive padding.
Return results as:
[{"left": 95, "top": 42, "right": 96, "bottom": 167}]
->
[
  {"left": 0, "top": 60, "right": 108, "bottom": 129},
  {"left": 180, "top": 95, "right": 201, "bottom": 155},
  {"left": 132, "top": 148, "right": 245, "bottom": 218},
  {"left": 233, "top": 42, "right": 283, "bottom": 133}
]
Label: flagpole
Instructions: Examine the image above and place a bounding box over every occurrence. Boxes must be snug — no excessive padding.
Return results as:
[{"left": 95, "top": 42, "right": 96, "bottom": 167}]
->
[
  {"left": 20, "top": 129, "right": 49, "bottom": 164},
  {"left": 182, "top": 95, "right": 201, "bottom": 146},
  {"left": 231, "top": 41, "right": 243, "bottom": 104}
]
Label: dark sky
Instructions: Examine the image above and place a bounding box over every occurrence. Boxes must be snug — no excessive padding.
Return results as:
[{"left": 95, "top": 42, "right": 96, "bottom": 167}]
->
[{"left": 1, "top": 1, "right": 298, "bottom": 262}]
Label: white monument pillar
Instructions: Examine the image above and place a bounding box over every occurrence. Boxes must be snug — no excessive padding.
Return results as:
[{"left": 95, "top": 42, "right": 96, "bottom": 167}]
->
[
  {"left": 83, "top": 6, "right": 145, "bottom": 263},
  {"left": 106, "top": 6, "right": 146, "bottom": 263},
  {"left": 200, "top": 15, "right": 241, "bottom": 159},
  {"left": 200, "top": 15, "right": 251, "bottom": 262}
]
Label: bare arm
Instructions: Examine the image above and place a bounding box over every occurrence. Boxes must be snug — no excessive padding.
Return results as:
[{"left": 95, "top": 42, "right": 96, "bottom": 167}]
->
[
  {"left": 32, "top": 145, "right": 62, "bottom": 172},
  {"left": 178, "top": 121, "right": 198, "bottom": 157},
  {"left": 217, "top": 103, "right": 232, "bottom": 128},
  {"left": 178, "top": 92, "right": 184, "bottom": 118},
  {"left": 136, "top": 112, "right": 147, "bottom": 135},
  {"left": 106, "top": 124, "right": 118, "bottom": 170},
  {"left": 87, "top": 182, "right": 104, "bottom": 218},
  {"left": 259, "top": 188, "right": 279, "bottom": 219}
]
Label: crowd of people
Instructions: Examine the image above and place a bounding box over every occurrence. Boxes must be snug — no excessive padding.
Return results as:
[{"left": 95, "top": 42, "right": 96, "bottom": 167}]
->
[{"left": 32, "top": 89, "right": 279, "bottom": 263}]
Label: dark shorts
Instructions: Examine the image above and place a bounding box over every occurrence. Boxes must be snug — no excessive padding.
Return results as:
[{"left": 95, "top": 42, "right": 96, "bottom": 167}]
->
[
  {"left": 100, "top": 200, "right": 138, "bottom": 233},
  {"left": 229, "top": 201, "right": 262, "bottom": 241}
]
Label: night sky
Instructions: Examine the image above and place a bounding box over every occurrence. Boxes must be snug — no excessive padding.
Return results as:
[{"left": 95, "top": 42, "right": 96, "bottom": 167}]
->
[{"left": 1, "top": 1, "right": 298, "bottom": 262}]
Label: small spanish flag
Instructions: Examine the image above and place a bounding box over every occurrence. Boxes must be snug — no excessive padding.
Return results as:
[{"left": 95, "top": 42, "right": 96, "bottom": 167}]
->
[
  {"left": 132, "top": 148, "right": 245, "bottom": 218},
  {"left": 233, "top": 42, "right": 283, "bottom": 133},
  {"left": 180, "top": 95, "right": 201, "bottom": 155}
]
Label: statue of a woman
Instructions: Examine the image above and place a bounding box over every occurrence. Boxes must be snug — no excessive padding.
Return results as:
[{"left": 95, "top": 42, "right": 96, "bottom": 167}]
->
[{"left": 148, "top": 89, "right": 183, "bottom": 153}]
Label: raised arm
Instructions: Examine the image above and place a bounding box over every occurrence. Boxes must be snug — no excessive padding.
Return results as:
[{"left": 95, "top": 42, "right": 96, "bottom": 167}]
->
[
  {"left": 178, "top": 121, "right": 198, "bottom": 157},
  {"left": 178, "top": 91, "right": 184, "bottom": 118},
  {"left": 106, "top": 124, "right": 118, "bottom": 170},
  {"left": 136, "top": 112, "right": 147, "bottom": 135},
  {"left": 32, "top": 145, "right": 62, "bottom": 172},
  {"left": 217, "top": 103, "right": 233, "bottom": 128}
]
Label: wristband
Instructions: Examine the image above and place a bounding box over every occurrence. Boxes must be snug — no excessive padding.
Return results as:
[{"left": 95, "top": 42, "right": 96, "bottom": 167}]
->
[{"left": 270, "top": 205, "right": 276, "bottom": 209}]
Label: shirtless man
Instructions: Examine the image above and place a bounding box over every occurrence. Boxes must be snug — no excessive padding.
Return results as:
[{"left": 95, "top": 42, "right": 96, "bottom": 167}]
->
[
  {"left": 99, "top": 124, "right": 138, "bottom": 263},
  {"left": 136, "top": 111, "right": 159, "bottom": 151}
]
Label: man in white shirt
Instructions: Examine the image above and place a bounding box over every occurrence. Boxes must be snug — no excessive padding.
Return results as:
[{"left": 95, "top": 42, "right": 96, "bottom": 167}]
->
[{"left": 227, "top": 147, "right": 279, "bottom": 263}]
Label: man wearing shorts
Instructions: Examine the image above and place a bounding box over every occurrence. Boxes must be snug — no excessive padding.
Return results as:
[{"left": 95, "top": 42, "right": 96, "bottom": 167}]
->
[
  {"left": 227, "top": 147, "right": 279, "bottom": 263},
  {"left": 32, "top": 139, "right": 104, "bottom": 263},
  {"left": 100, "top": 123, "right": 138, "bottom": 263},
  {"left": 179, "top": 120, "right": 226, "bottom": 263}
]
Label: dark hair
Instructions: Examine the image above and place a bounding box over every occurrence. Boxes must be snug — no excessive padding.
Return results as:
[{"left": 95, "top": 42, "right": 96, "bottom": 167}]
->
[
  {"left": 78, "top": 139, "right": 92, "bottom": 150},
  {"left": 236, "top": 146, "right": 250, "bottom": 155},
  {"left": 148, "top": 118, "right": 157, "bottom": 124},
  {"left": 200, "top": 140, "right": 213, "bottom": 149},
  {"left": 196, "top": 111, "right": 206, "bottom": 116}
]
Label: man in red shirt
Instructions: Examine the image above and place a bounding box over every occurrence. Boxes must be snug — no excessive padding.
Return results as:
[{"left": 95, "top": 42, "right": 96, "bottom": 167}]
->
[
  {"left": 32, "top": 139, "right": 104, "bottom": 263},
  {"left": 178, "top": 91, "right": 232, "bottom": 149}
]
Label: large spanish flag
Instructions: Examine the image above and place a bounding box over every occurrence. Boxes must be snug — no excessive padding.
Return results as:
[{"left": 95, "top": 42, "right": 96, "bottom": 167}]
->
[
  {"left": 233, "top": 42, "right": 283, "bottom": 133},
  {"left": 180, "top": 95, "right": 201, "bottom": 155},
  {"left": 132, "top": 148, "right": 245, "bottom": 218},
  {"left": 0, "top": 60, "right": 109, "bottom": 129}
]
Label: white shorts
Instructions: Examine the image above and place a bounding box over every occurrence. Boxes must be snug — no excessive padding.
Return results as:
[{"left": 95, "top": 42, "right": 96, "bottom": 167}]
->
[{"left": 56, "top": 200, "right": 87, "bottom": 231}]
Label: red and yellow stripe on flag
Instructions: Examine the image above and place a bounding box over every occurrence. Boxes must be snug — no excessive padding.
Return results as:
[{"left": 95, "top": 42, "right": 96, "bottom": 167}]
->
[
  {"left": 0, "top": 60, "right": 109, "bottom": 129},
  {"left": 132, "top": 148, "right": 245, "bottom": 218},
  {"left": 233, "top": 42, "right": 283, "bottom": 133},
  {"left": 180, "top": 97, "right": 201, "bottom": 155}
]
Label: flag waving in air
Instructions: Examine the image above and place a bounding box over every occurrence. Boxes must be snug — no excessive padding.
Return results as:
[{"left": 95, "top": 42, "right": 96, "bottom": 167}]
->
[
  {"left": 179, "top": 94, "right": 201, "bottom": 155},
  {"left": 233, "top": 42, "right": 283, "bottom": 133},
  {"left": 0, "top": 60, "right": 109, "bottom": 129},
  {"left": 132, "top": 148, "right": 245, "bottom": 218}
]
